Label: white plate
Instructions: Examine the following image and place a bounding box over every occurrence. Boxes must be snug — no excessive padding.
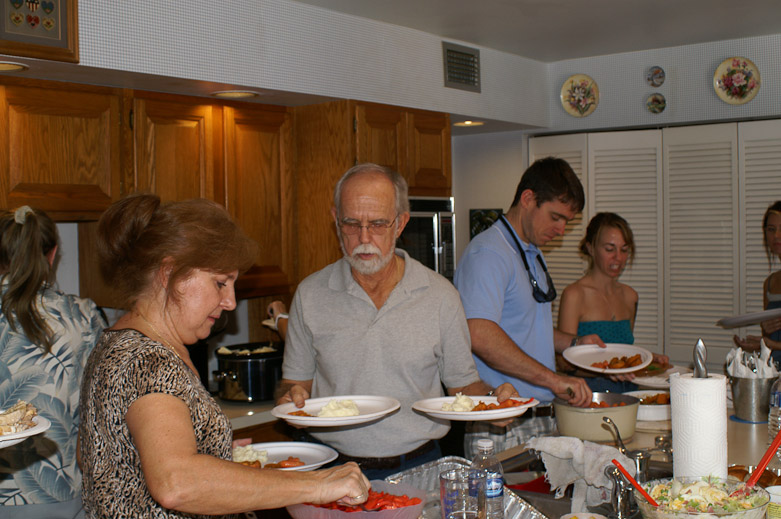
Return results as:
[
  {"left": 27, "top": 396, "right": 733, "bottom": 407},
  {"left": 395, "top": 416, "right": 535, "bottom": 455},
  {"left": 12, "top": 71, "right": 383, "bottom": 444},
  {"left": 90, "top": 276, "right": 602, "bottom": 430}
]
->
[
  {"left": 243, "top": 441, "right": 337, "bottom": 471},
  {"left": 0, "top": 416, "right": 51, "bottom": 449},
  {"left": 625, "top": 390, "right": 671, "bottom": 421},
  {"left": 562, "top": 343, "right": 653, "bottom": 374},
  {"left": 411, "top": 396, "right": 539, "bottom": 421},
  {"left": 271, "top": 395, "right": 400, "bottom": 427},
  {"left": 717, "top": 307, "right": 781, "bottom": 329},
  {"left": 261, "top": 318, "right": 277, "bottom": 330},
  {"left": 634, "top": 365, "right": 691, "bottom": 389}
]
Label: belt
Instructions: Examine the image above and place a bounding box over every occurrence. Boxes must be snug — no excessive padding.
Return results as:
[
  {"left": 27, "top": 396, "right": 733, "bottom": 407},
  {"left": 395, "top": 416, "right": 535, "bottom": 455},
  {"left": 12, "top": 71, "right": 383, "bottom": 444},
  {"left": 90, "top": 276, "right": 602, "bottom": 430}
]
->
[
  {"left": 336, "top": 440, "right": 437, "bottom": 470},
  {"left": 529, "top": 404, "right": 554, "bottom": 418}
]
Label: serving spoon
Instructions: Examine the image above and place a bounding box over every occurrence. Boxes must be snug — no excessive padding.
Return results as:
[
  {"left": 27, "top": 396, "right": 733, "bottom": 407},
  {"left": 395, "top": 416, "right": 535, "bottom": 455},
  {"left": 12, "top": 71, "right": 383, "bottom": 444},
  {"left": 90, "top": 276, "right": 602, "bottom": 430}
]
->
[{"left": 611, "top": 459, "right": 658, "bottom": 506}]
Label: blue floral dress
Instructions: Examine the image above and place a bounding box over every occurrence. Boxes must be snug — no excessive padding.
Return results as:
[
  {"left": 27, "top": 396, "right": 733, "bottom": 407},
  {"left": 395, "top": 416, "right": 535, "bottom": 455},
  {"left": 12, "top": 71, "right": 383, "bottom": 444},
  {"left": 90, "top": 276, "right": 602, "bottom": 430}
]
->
[{"left": 0, "top": 283, "right": 106, "bottom": 511}]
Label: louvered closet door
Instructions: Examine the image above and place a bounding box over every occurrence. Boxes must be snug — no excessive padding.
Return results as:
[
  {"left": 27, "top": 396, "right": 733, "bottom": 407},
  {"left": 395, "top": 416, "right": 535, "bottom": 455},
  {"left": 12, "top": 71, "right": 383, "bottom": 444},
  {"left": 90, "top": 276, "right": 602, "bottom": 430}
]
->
[
  {"left": 663, "top": 124, "right": 738, "bottom": 367},
  {"left": 528, "top": 134, "right": 588, "bottom": 323},
  {"left": 588, "top": 131, "right": 664, "bottom": 355},
  {"left": 739, "top": 120, "right": 781, "bottom": 337}
]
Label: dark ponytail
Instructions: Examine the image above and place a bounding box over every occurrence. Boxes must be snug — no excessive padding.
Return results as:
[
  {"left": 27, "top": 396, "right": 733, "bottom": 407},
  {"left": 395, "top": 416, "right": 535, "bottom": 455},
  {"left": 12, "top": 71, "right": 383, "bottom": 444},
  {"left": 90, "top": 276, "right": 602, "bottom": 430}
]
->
[{"left": 0, "top": 206, "right": 58, "bottom": 353}]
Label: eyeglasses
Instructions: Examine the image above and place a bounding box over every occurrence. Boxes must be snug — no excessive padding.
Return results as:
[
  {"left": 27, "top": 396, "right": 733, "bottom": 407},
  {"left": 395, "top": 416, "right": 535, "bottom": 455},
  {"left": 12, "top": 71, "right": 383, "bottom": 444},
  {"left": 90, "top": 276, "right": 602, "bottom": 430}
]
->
[
  {"left": 339, "top": 215, "right": 398, "bottom": 235},
  {"left": 498, "top": 214, "right": 556, "bottom": 303},
  {"left": 519, "top": 249, "right": 557, "bottom": 303}
]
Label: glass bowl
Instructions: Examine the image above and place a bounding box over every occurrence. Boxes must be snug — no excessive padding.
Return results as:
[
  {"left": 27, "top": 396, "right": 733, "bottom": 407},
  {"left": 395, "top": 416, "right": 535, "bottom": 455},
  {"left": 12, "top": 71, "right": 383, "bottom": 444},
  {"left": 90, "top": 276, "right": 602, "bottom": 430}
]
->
[{"left": 634, "top": 476, "right": 770, "bottom": 519}]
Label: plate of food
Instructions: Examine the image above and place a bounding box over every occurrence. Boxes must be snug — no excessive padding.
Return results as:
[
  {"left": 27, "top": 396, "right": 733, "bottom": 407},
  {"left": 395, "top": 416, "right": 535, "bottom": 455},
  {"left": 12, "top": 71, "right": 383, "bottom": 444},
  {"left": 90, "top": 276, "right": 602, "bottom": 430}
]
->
[
  {"left": 562, "top": 344, "right": 653, "bottom": 374},
  {"left": 624, "top": 390, "right": 671, "bottom": 421},
  {"left": 717, "top": 307, "right": 781, "bottom": 329},
  {"left": 0, "top": 415, "right": 51, "bottom": 449},
  {"left": 271, "top": 395, "right": 401, "bottom": 427},
  {"left": 634, "top": 365, "right": 691, "bottom": 389},
  {"left": 233, "top": 441, "right": 338, "bottom": 471},
  {"left": 411, "top": 394, "right": 538, "bottom": 421}
]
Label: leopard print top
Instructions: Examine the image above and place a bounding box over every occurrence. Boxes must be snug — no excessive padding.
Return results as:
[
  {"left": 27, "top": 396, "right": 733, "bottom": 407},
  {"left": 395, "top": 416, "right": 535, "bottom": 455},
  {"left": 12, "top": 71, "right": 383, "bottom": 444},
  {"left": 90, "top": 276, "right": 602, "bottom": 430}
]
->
[{"left": 79, "top": 329, "right": 237, "bottom": 519}]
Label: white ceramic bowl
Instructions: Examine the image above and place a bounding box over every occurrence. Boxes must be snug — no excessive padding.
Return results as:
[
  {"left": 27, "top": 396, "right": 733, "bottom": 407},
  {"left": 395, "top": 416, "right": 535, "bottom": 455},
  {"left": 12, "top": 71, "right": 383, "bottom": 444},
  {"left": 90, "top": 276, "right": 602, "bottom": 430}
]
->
[
  {"left": 625, "top": 390, "right": 671, "bottom": 421},
  {"left": 553, "top": 392, "right": 639, "bottom": 442}
]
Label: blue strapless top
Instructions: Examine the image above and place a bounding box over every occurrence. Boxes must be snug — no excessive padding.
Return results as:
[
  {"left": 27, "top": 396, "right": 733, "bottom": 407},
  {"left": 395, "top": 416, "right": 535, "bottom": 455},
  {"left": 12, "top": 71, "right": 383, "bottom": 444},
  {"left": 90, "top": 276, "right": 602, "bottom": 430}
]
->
[{"left": 577, "top": 319, "right": 634, "bottom": 344}]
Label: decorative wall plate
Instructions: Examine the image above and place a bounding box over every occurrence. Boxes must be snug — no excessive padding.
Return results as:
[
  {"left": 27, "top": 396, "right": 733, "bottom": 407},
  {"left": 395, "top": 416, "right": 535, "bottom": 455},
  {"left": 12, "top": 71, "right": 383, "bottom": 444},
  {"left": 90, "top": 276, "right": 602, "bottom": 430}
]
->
[
  {"left": 560, "top": 74, "right": 599, "bottom": 117},
  {"left": 713, "top": 57, "right": 760, "bottom": 105},
  {"left": 646, "top": 93, "right": 666, "bottom": 114},
  {"left": 646, "top": 66, "right": 665, "bottom": 87}
]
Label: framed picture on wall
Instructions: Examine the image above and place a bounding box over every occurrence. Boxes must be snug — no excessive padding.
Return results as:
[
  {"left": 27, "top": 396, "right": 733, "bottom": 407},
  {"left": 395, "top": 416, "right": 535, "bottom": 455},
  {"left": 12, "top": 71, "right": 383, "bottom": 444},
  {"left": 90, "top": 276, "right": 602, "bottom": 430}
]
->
[
  {"left": 469, "top": 209, "right": 502, "bottom": 240},
  {"left": 0, "top": 0, "right": 78, "bottom": 63}
]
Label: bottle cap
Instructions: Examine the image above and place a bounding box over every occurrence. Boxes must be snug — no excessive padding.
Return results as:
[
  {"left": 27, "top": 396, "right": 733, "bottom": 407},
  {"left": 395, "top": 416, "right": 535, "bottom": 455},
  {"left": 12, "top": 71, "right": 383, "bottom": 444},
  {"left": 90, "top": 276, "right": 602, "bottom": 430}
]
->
[{"left": 477, "top": 439, "right": 494, "bottom": 450}]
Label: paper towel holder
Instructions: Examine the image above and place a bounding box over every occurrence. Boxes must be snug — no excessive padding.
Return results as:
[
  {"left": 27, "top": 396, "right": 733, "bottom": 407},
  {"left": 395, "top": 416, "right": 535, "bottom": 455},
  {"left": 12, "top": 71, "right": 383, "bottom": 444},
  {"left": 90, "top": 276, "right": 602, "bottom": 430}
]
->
[{"left": 693, "top": 338, "right": 708, "bottom": 378}]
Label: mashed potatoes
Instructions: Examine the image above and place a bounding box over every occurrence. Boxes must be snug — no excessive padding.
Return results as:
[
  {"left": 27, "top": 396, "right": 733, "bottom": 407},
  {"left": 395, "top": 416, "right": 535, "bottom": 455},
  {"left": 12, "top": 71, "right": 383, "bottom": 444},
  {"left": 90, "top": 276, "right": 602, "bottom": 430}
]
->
[
  {"left": 441, "top": 393, "right": 475, "bottom": 412},
  {"left": 232, "top": 445, "right": 268, "bottom": 464},
  {"left": 317, "top": 399, "right": 360, "bottom": 417}
]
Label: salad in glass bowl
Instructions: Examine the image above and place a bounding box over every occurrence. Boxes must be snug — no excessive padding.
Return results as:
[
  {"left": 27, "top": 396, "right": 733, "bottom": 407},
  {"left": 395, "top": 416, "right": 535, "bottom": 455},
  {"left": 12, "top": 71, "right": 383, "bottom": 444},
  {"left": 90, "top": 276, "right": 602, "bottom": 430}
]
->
[{"left": 634, "top": 476, "right": 769, "bottom": 519}]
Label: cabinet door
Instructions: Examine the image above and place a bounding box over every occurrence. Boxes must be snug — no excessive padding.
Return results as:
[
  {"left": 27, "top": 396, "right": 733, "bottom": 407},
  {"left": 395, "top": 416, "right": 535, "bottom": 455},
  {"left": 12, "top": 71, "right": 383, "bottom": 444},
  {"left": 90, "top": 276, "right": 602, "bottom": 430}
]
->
[
  {"left": 0, "top": 83, "right": 121, "bottom": 220},
  {"left": 406, "top": 110, "right": 452, "bottom": 196},
  {"left": 355, "top": 103, "right": 406, "bottom": 174},
  {"left": 134, "top": 96, "right": 219, "bottom": 202},
  {"left": 223, "top": 104, "right": 293, "bottom": 299}
]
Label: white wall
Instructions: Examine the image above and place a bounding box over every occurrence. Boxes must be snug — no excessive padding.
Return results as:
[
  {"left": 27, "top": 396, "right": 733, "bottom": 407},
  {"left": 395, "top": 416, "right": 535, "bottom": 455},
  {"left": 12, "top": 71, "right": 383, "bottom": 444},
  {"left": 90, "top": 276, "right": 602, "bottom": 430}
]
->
[
  {"left": 76, "top": 0, "right": 548, "bottom": 128},
  {"left": 452, "top": 131, "right": 527, "bottom": 262}
]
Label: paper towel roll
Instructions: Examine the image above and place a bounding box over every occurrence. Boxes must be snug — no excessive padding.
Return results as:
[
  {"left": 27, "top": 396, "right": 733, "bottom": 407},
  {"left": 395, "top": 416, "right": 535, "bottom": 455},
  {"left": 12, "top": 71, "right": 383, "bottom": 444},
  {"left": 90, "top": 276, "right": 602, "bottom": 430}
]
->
[{"left": 670, "top": 372, "right": 727, "bottom": 479}]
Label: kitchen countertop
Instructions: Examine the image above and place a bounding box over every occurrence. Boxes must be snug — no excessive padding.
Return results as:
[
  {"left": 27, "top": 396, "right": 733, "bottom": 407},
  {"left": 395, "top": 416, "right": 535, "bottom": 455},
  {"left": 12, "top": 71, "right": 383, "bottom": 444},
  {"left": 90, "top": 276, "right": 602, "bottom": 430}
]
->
[
  {"left": 218, "top": 398, "right": 277, "bottom": 430},
  {"left": 220, "top": 397, "right": 781, "bottom": 470}
]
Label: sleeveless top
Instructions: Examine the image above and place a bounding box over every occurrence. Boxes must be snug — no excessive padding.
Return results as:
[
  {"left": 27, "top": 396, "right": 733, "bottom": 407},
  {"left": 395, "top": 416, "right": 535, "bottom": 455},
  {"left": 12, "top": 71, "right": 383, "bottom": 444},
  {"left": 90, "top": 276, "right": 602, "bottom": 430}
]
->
[{"left": 577, "top": 319, "right": 635, "bottom": 344}]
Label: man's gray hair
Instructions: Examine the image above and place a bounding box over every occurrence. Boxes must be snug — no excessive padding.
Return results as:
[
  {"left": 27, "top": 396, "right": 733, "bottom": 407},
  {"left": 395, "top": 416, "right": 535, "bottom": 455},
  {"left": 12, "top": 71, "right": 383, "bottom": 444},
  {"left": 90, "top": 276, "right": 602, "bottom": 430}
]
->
[{"left": 333, "top": 163, "right": 410, "bottom": 217}]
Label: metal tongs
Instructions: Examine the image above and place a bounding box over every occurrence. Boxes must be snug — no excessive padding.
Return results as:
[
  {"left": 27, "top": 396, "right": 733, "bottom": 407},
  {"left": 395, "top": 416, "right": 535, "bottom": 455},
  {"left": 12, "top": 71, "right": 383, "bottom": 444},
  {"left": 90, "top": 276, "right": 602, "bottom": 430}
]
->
[{"left": 693, "top": 338, "right": 708, "bottom": 378}]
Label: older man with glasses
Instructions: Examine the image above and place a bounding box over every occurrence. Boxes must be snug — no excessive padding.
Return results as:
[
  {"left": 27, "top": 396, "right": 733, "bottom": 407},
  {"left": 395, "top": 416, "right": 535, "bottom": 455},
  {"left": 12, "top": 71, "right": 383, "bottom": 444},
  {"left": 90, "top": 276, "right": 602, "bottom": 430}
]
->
[
  {"left": 454, "top": 157, "right": 605, "bottom": 457},
  {"left": 277, "top": 163, "right": 518, "bottom": 480}
]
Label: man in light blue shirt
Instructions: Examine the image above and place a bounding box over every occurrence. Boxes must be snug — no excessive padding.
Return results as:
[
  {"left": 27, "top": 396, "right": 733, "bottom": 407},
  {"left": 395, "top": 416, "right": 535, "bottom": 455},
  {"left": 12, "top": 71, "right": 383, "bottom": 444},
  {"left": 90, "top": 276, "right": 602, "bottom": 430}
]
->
[{"left": 455, "top": 157, "right": 602, "bottom": 455}]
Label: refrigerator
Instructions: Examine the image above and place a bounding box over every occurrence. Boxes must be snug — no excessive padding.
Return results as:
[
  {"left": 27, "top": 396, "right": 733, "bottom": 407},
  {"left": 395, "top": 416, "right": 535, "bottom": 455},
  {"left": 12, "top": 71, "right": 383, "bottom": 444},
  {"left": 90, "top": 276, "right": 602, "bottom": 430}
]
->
[{"left": 397, "top": 197, "right": 456, "bottom": 282}]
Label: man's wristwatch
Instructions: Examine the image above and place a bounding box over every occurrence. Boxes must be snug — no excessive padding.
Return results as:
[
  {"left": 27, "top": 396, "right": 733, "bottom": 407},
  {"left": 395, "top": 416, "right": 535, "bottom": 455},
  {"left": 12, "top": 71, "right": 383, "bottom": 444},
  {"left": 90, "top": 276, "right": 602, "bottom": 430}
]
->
[
  {"left": 274, "top": 313, "right": 289, "bottom": 329},
  {"left": 569, "top": 336, "right": 580, "bottom": 348}
]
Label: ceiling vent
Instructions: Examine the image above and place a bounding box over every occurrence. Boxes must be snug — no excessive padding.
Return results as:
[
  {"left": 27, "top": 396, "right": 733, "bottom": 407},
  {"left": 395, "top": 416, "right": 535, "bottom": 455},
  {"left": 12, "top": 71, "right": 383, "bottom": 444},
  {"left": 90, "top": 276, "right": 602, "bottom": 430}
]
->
[{"left": 442, "top": 41, "right": 481, "bottom": 93}]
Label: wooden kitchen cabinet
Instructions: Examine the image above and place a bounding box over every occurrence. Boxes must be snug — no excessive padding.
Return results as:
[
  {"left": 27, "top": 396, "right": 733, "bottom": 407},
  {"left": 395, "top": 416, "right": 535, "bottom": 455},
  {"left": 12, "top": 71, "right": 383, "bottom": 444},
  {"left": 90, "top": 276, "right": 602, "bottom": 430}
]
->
[
  {"left": 293, "top": 100, "right": 452, "bottom": 283},
  {"left": 133, "top": 92, "right": 223, "bottom": 203},
  {"left": 0, "top": 78, "right": 122, "bottom": 220},
  {"left": 80, "top": 93, "right": 295, "bottom": 308},
  {"left": 223, "top": 103, "right": 294, "bottom": 300}
]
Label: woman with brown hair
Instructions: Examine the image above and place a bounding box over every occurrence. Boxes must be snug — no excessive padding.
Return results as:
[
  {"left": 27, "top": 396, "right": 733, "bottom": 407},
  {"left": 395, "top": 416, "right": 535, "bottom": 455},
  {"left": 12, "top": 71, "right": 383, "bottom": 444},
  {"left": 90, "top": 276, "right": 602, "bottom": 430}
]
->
[
  {"left": 0, "top": 206, "right": 106, "bottom": 519},
  {"left": 734, "top": 200, "right": 781, "bottom": 362},
  {"left": 78, "top": 194, "right": 369, "bottom": 519},
  {"left": 558, "top": 212, "right": 667, "bottom": 392}
]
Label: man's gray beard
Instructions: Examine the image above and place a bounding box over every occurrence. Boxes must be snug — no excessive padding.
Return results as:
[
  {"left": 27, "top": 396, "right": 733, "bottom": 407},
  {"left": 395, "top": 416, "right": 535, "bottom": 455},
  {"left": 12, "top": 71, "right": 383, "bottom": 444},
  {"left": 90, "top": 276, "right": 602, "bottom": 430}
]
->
[{"left": 339, "top": 238, "right": 395, "bottom": 275}]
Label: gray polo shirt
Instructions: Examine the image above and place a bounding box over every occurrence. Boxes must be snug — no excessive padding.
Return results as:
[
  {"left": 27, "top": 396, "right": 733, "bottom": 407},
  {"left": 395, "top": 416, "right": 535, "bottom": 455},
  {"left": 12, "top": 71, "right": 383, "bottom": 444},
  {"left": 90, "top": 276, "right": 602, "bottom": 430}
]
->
[{"left": 283, "top": 249, "right": 480, "bottom": 457}]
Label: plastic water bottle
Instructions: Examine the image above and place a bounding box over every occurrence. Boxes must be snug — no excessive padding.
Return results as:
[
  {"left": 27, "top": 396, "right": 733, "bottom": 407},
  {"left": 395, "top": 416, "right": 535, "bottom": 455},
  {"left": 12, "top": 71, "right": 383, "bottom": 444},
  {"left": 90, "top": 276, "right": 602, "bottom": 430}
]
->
[
  {"left": 470, "top": 439, "right": 504, "bottom": 519},
  {"left": 769, "top": 376, "right": 781, "bottom": 460}
]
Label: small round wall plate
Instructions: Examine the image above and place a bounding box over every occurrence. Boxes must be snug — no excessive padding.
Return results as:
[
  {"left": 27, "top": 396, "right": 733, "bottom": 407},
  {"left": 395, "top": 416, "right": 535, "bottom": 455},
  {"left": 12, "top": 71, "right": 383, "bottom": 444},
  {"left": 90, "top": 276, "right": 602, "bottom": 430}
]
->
[
  {"left": 560, "top": 74, "right": 599, "bottom": 117},
  {"left": 713, "top": 57, "right": 760, "bottom": 105},
  {"left": 646, "top": 93, "right": 666, "bottom": 114},
  {"left": 646, "top": 66, "right": 665, "bottom": 87}
]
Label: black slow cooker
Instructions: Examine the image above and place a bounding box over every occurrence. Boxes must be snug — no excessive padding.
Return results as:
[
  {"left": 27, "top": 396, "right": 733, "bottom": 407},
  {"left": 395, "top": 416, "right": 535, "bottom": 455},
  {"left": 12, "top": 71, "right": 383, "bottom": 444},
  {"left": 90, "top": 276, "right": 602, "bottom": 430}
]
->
[{"left": 213, "top": 342, "right": 283, "bottom": 402}]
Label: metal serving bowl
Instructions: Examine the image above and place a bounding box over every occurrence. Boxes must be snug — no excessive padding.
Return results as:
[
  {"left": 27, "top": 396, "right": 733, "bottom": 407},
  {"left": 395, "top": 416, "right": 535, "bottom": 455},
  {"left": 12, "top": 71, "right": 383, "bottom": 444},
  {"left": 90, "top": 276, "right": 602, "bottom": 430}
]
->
[{"left": 553, "top": 392, "right": 640, "bottom": 442}]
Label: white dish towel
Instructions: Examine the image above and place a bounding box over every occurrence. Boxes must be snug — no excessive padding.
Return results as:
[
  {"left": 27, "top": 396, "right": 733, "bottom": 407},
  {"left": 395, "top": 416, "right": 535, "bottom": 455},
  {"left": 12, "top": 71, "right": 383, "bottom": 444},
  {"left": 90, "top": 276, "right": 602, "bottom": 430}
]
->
[{"left": 525, "top": 436, "right": 635, "bottom": 513}]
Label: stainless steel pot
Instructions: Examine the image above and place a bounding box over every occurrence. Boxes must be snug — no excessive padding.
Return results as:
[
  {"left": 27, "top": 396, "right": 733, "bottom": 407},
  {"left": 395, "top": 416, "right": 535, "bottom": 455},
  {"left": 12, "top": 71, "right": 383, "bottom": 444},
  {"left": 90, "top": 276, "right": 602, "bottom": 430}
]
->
[{"left": 213, "top": 342, "right": 283, "bottom": 402}]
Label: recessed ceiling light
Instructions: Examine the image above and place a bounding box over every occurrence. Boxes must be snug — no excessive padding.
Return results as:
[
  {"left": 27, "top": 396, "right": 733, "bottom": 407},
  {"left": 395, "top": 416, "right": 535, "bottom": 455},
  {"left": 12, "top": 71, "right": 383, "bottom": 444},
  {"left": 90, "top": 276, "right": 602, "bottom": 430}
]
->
[
  {"left": 0, "top": 62, "right": 28, "bottom": 72},
  {"left": 211, "top": 90, "right": 259, "bottom": 99},
  {"left": 453, "top": 120, "right": 484, "bottom": 127}
]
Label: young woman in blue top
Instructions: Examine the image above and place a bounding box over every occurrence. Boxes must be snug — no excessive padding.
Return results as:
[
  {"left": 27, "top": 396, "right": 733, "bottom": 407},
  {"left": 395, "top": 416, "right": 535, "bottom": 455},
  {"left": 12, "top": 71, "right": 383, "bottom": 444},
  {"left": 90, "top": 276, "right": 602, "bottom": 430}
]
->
[
  {"left": 557, "top": 212, "right": 641, "bottom": 392},
  {"left": 734, "top": 201, "right": 781, "bottom": 362}
]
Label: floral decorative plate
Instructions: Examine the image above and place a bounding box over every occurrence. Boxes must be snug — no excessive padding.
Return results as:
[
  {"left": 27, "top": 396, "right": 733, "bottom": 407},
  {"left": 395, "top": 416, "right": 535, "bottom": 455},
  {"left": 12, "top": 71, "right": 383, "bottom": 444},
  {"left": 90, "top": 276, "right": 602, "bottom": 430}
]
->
[
  {"left": 646, "top": 66, "right": 665, "bottom": 87},
  {"left": 713, "top": 57, "right": 760, "bottom": 105},
  {"left": 560, "top": 74, "right": 599, "bottom": 117},
  {"left": 646, "top": 93, "right": 666, "bottom": 114}
]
